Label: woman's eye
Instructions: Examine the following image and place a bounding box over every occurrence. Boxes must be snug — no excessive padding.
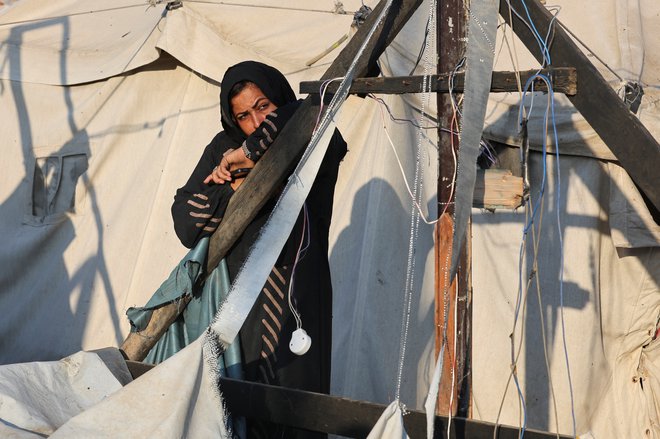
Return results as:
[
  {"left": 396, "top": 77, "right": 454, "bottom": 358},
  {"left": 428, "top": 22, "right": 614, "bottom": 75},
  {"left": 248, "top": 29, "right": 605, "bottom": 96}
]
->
[
  {"left": 236, "top": 114, "right": 246, "bottom": 121},
  {"left": 259, "top": 103, "right": 271, "bottom": 111}
]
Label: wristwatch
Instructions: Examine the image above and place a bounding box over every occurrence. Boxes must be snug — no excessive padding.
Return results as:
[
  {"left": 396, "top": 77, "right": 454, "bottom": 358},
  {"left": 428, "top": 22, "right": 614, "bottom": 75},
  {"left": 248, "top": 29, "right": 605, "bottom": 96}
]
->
[{"left": 241, "top": 141, "right": 257, "bottom": 162}]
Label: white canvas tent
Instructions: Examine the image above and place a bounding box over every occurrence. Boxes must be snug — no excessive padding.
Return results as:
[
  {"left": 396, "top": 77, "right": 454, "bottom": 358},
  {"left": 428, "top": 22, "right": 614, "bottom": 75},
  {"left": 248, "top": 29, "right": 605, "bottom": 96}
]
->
[{"left": 0, "top": 0, "right": 658, "bottom": 437}]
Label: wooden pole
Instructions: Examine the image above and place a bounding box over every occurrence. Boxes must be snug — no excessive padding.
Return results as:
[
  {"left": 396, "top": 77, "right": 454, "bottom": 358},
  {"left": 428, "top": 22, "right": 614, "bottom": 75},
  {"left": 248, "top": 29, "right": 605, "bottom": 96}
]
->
[
  {"left": 120, "top": 0, "right": 424, "bottom": 361},
  {"left": 435, "top": 0, "right": 471, "bottom": 417}
]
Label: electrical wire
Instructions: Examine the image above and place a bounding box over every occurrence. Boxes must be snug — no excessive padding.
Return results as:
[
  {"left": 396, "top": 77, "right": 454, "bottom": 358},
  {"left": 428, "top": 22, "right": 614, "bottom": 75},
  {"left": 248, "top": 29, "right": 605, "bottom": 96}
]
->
[
  {"left": 448, "top": 57, "right": 466, "bottom": 118},
  {"left": 555, "top": 20, "right": 623, "bottom": 82},
  {"left": 317, "top": 77, "right": 345, "bottom": 131},
  {"left": 529, "top": 189, "right": 562, "bottom": 438},
  {"left": 376, "top": 101, "right": 438, "bottom": 225},
  {"left": 493, "top": 76, "right": 551, "bottom": 439},
  {"left": 499, "top": 14, "right": 525, "bottom": 101},
  {"left": 502, "top": 0, "right": 552, "bottom": 67},
  {"left": 368, "top": 94, "right": 495, "bottom": 175},
  {"left": 540, "top": 72, "right": 577, "bottom": 439},
  {"left": 496, "top": 72, "right": 576, "bottom": 439},
  {"left": 368, "top": 95, "right": 436, "bottom": 130},
  {"left": 435, "top": 56, "right": 465, "bottom": 221},
  {"left": 286, "top": 203, "right": 310, "bottom": 330},
  {"left": 517, "top": 0, "right": 551, "bottom": 66},
  {"left": 408, "top": 16, "right": 432, "bottom": 75}
]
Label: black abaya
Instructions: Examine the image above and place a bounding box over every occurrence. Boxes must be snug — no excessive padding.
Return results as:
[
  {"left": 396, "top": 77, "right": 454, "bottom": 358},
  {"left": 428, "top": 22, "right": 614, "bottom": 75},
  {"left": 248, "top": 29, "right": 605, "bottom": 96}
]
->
[{"left": 171, "top": 61, "right": 346, "bottom": 438}]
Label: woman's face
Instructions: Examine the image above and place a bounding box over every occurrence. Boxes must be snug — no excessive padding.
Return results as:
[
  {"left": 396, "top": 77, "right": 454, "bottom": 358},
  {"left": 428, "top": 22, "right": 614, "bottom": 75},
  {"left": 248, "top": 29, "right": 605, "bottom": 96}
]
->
[{"left": 231, "top": 83, "right": 278, "bottom": 136}]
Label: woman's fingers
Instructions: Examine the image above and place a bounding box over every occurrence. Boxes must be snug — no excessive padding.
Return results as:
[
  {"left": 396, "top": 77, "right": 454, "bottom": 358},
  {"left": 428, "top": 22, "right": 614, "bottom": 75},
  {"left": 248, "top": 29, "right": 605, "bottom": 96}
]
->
[
  {"left": 202, "top": 151, "right": 255, "bottom": 185},
  {"left": 226, "top": 147, "right": 255, "bottom": 168},
  {"left": 203, "top": 159, "right": 232, "bottom": 184},
  {"left": 219, "top": 156, "right": 233, "bottom": 177}
]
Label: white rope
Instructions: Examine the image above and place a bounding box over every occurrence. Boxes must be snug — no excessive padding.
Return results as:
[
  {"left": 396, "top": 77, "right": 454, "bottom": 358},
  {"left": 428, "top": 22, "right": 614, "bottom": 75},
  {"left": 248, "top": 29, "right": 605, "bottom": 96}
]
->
[{"left": 395, "top": 0, "right": 436, "bottom": 405}]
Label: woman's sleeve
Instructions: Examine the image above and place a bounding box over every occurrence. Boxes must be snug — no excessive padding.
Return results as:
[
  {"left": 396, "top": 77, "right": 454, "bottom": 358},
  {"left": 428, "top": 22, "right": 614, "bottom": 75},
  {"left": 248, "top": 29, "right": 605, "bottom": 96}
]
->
[{"left": 171, "top": 134, "right": 235, "bottom": 248}]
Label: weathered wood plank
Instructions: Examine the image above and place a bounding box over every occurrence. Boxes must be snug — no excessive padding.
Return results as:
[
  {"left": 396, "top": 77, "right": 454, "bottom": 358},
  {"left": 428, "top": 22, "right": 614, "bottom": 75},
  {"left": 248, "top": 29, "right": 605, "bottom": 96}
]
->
[
  {"left": 120, "top": 297, "right": 191, "bottom": 361},
  {"left": 501, "top": 0, "right": 660, "bottom": 210},
  {"left": 300, "top": 68, "right": 577, "bottom": 95},
  {"left": 221, "top": 377, "right": 567, "bottom": 438},
  {"left": 473, "top": 169, "right": 524, "bottom": 209},
  {"left": 435, "top": 214, "right": 460, "bottom": 414},
  {"left": 123, "top": 361, "right": 570, "bottom": 438}
]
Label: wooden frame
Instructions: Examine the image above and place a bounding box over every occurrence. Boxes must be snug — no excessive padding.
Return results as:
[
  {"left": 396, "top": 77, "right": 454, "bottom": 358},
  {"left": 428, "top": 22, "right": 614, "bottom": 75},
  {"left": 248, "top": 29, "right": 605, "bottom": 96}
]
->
[{"left": 300, "top": 68, "right": 577, "bottom": 96}]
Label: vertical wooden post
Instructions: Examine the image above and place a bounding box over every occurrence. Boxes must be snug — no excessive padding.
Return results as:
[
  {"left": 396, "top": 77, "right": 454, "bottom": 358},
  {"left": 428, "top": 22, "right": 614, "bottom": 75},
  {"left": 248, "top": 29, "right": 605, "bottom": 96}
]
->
[{"left": 435, "top": 0, "right": 471, "bottom": 417}]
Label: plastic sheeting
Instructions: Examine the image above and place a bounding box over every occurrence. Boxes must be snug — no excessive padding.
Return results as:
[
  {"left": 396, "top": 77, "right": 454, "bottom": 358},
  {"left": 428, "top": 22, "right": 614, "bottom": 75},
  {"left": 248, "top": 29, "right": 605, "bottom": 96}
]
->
[
  {"left": 51, "top": 337, "right": 230, "bottom": 438},
  {"left": 0, "top": 348, "right": 131, "bottom": 437}
]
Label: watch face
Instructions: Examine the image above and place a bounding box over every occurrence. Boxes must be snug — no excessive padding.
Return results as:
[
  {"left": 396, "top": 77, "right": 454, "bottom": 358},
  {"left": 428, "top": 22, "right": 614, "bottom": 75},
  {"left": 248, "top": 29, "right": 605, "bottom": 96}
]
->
[{"left": 231, "top": 168, "right": 252, "bottom": 179}]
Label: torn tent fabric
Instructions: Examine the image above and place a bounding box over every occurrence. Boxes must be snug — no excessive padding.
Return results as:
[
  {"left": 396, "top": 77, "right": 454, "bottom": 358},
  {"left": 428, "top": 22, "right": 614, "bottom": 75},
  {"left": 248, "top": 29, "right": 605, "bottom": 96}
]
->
[{"left": 125, "top": 236, "right": 241, "bottom": 380}]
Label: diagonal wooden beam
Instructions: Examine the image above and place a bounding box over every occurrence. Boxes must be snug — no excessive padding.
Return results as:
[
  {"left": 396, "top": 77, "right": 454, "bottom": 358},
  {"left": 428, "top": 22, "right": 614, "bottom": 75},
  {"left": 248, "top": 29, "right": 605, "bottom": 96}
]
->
[
  {"left": 120, "top": 0, "right": 423, "bottom": 361},
  {"left": 205, "top": 0, "right": 423, "bottom": 273},
  {"left": 500, "top": 0, "right": 660, "bottom": 210}
]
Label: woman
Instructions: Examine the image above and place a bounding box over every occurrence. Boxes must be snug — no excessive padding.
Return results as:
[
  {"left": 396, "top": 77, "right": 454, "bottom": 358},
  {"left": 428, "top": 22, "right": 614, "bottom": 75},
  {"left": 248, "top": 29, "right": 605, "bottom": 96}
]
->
[{"left": 171, "top": 61, "right": 347, "bottom": 438}]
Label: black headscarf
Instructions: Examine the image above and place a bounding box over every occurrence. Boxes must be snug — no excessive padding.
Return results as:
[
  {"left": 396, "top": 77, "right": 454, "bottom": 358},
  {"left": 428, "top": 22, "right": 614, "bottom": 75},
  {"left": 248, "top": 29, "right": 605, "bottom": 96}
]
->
[{"left": 220, "top": 61, "right": 297, "bottom": 144}]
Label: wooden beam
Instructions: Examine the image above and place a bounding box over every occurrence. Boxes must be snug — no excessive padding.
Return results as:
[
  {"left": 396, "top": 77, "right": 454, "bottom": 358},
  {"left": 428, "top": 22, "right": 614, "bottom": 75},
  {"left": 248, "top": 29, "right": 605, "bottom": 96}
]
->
[
  {"left": 120, "top": 0, "right": 424, "bottom": 362},
  {"left": 124, "top": 361, "right": 570, "bottom": 439},
  {"left": 222, "top": 378, "right": 568, "bottom": 439},
  {"left": 300, "top": 68, "right": 577, "bottom": 95},
  {"left": 120, "top": 298, "right": 190, "bottom": 361},
  {"left": 500, "top": 0, "right": 660, "bottom": 210},
  {"left": 436, "top": 0, "right": 469, "bottom": 418},
  {"left": 435, "top": 213, "right": 460, "bottom": 415}
]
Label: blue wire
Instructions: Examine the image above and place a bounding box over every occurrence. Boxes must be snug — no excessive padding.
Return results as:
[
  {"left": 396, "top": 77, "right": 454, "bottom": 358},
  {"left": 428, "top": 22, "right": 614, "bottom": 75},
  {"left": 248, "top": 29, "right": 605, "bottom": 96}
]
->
[
  {"left": 511, "top": 74, "right": 553, "bottom": 438},
  {"left": 543, "top": 73, "right": 578, "bottom": 439},
  {"left": 511, "top": 75, "right": 551, "bottom": 439},
  {"left": 516, "top": 73, "right": 578, "bottom": 438},
  {"left": 518, "top": 0, "right": 552, "bottom": 65}
]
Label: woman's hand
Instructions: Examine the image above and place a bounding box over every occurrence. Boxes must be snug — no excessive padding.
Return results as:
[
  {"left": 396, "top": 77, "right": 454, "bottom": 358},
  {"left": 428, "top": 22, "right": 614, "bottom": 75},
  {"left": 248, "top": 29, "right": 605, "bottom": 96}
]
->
[{"left": 203, "top": 148, "right": 255, "bottom": 185}]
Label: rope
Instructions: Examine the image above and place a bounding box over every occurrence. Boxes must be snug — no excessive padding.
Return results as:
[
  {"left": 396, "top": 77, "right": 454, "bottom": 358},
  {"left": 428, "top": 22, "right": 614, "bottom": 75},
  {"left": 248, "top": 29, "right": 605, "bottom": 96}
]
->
[{"left": 394, "top": 0, "right": 436, "bottom": 405}]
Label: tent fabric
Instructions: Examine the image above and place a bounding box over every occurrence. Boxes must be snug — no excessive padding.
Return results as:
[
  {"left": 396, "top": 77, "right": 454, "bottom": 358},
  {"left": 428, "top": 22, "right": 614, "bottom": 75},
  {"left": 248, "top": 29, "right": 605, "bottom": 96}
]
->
[
  {"left": 0, "top": 55, "right": 222, "bottom": 364},
  {"left": 0, "top": 0, "right": 659, "bottom": 437},
  {"left": 471, "top": 154, "right": 660, "bottom": 437},
  {"left": 0, "top": 1, "right": 165, "bottom": 85},
  {"left": 0, "top": 0, "right": 438, "bottom": 409},
  {"left": 0, "top": 348, "right": 131, "bottom": 437},
  {"left": 50, "top": 335, "right": 230, "bottom": 438},
  {"left": 484, "top": 1, "right": 660, "bottom": 161},
  {"left": 366, "top": 401, "right": 410, "bottom": 439},
  {"left": 125, "top": 236, "right": 242, "bottom": 378},
  {"left": 0, "top": 336, "right": 231, "bottom": 438}
]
